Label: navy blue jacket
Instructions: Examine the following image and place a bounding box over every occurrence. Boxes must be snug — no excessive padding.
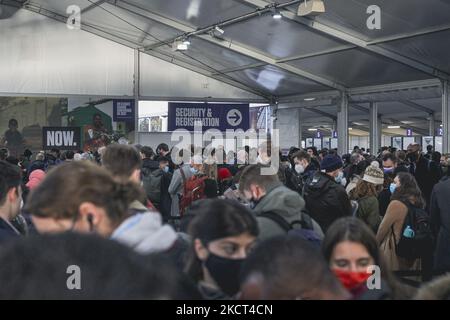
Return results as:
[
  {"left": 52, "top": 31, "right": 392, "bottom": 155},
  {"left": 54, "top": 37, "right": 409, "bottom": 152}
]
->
[{"left": 0, "top": 218, "right": 20, "bottom": 244}]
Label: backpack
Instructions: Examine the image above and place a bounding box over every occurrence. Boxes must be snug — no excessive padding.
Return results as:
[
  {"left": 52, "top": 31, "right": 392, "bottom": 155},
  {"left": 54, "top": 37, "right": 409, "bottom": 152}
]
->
[
  {"left": 142, "top": 167, "right": 163, "bottom": 205},
  {"left": 179, "top": 169, "right": 207, "bottom": 216},
  {"left": 393, "top": 201, "right": 434, "bottom": 260},
  {"left": 258, "top": 211, "right": 322, "bottom": 247}
]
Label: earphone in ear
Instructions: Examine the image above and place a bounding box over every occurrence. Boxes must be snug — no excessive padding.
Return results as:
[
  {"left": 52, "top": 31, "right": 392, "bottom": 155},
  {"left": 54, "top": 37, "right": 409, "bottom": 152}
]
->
[{"left": 87, "top": 214, "right": 94, "bottom": 232}]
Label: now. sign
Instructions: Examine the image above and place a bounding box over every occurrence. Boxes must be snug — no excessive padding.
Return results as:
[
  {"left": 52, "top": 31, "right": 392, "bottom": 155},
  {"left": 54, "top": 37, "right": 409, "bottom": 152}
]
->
[{"left": 43, "top": 127, "right": 81, "bottom": 150}]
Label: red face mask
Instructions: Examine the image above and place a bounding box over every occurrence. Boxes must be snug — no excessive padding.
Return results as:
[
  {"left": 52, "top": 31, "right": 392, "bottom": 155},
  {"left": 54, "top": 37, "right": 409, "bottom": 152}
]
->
[{"left": 333, "top": 269, "right": 371, "bottom": 291}]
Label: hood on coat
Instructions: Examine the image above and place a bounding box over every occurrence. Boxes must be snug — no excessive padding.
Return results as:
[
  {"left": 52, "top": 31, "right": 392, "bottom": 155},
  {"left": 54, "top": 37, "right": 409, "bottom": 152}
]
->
[
  {"left": 111, "top": 212, "right": 178, "bottom": 254},
  {"left": 253, "top": 183, "right": 305, "bottom": 220}
]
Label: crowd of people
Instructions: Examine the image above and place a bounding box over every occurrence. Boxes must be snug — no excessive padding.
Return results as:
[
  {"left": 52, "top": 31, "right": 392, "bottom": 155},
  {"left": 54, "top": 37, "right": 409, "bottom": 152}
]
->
[{"left": 0, "top": 140, "right": 450, "bottom": 300}]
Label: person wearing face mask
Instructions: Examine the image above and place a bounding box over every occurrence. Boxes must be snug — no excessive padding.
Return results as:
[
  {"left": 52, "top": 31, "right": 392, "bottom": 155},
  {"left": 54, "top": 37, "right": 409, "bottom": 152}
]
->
[
  {"left": 0, "top": 161, "right": 23, "bottom": 244},
  {"left": 238, "top": 164, "right": 323, "bottom": 241},
  {"left": 429, "top": 171, "right": 450, "bottom": 275},
  {"left": 382, "top": 152, "right": 408, "bottom": 176},
  {"left": 185, "top": 199, "right": 259, "bottom": 299},
  {"left": 240, "top": 235, "right": 351, "bottom": 300},
  {"left": 382, "top": 152, "right": 397, "bottom": 175},
  {"left": 286, "top": 150, "right": 318, "bottom": 195},
  {"left": 376, "top": 172, "right": 424, "bottom": 279},
  {"left": 348, "top": 162, "right": 384, "bottom": 233},
  {"left": 167, "top": 149, "right": 194, "bottom": 218},
  {"left": 323, "top": 217, "right": 415, "bottom": 300},
  {"left": 155, "top": 143, "right": 175, "bottom": 173},
  {"left": 156, "top": 156, "right": 173, "bottom": 222},
  {"left": 406, "top": 143, "right": 441, "bottom": 208},
  {"left": 303, "top": 154, "right": 352, "bottom": 233}
]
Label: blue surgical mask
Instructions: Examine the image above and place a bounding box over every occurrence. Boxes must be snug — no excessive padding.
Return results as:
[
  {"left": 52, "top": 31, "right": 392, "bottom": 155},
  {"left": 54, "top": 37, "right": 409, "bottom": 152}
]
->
[
  {"left": 383, "top": 167, "right": 394, "bottom": 174},
  {"left": 190, "top": 167, "right": 198, "bottom": 174},
  {"left": 389, "top": 183, "right": 397, "bottom": 194},
  {"left": 163, "top": 166, "right": 169, "bottom": 173}
]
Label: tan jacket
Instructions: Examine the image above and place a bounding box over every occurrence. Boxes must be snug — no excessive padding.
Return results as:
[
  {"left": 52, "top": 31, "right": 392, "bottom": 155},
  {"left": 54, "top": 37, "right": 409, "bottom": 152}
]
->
[{"left": 376, "top": 200, "right": 421, "bottom": 272}]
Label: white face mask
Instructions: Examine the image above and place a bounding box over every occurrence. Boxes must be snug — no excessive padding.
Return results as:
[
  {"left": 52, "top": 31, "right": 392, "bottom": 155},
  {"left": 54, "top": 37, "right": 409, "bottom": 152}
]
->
[
  {"left": 335, "top": 171, "right": 344, "bottom": 183},
  {"left": 295, "top": 164, "right": 305, "bottom": 174}
]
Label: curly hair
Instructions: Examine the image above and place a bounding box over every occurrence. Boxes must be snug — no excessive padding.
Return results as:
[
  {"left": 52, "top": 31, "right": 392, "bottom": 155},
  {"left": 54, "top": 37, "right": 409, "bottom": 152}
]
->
[{"left": 349, "top": 179, "right": 382, "bottom": 200}]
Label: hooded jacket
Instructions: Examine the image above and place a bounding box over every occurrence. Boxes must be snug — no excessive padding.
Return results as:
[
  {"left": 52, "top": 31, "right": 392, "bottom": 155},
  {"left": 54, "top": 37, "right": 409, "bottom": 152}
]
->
[
  {"left": 111, "top": 208, "right": 178, "bottom": 254},
  {"left": 253, "top": 182, "right": 323, "bottom": 241},
  {"left": 303, "top": 171, "right": 352, "bottom": 232}
]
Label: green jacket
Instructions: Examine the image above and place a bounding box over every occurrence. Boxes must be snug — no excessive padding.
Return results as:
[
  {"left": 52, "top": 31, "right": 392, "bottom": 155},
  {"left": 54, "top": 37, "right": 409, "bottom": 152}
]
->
[
  {"left": 355, "top": 196, "right": 382, "bottom": 233},
  {"left": 253, "top": 182, "right": 323, "bottom": 241}
]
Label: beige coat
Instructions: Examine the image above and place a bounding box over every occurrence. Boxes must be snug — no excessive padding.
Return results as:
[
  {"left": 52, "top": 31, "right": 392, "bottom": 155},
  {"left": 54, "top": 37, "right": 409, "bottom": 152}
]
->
[{"left": 376, "top": 200, "right": 421, "bottom": 272}]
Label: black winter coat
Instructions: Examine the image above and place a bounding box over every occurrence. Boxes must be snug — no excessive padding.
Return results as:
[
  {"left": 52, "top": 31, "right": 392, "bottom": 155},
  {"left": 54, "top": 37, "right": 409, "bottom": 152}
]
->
[
  {"left": 303, "top": 172, "right": 352, "bottom": 232},
  {"left": 430, "top": 176, "right": 450, "bottom": 273}
]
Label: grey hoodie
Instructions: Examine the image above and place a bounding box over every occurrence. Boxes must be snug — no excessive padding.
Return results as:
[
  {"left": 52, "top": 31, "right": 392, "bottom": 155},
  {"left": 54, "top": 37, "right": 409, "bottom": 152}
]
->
[
  {"left": 253, "top": 182, "right": 324, "bottom": 241},
  {"left": 111, "top": 211, "right": 178, "bottom": 254}
]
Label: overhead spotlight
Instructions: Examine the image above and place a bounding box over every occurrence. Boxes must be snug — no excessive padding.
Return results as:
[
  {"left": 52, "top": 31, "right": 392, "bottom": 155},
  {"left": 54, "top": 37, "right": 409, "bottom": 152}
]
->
[
  {"left": 182, "top": 38, "right": 191, "bottom": 46},
  {"left": 271, "top": 8, "right": 282, "bottom": 19},
  {"left": 297, "top": 0, "right": 325, "bottom": 17},
  {"left": 215, "top": 26, "right": 225, "bottom": 35},
  {"left": 348, "top": 127, "right": 353, "bottom": 131},
  {"left": 173, "top": 39, "right": 188, "bottom": 51}
]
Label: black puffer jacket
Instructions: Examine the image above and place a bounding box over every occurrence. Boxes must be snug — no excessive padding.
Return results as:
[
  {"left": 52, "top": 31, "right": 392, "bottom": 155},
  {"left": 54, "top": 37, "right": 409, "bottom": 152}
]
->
[{"left": 303, "top": 172, "right": 352, "bottom": 232}]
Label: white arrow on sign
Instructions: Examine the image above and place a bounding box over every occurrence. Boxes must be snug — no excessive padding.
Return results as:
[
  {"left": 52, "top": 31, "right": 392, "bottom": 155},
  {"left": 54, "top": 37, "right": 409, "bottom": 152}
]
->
[{"left": 226, "top": 109, "right": 242, "bottom": 126}]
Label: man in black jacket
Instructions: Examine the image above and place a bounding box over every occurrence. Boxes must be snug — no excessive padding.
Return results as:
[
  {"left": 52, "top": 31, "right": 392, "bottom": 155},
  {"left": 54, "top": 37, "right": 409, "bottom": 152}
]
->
[
  {"left": 286, "top": 150, "right": 318, "bottom": 195},
  {"left": 406, "top": 143, "right": 441, "bottom": 207},
  {"left": 0, "top": 161, "right": 22, "bottom": 244},
  {"left": 430, "top": 176, "right": 450, "bottom": 274},
  {"left": 140, "top": 146, "right": 160, "bottom": 173},
  {"left": 303, "top": 154, "right": 352, "bottom": 232}
]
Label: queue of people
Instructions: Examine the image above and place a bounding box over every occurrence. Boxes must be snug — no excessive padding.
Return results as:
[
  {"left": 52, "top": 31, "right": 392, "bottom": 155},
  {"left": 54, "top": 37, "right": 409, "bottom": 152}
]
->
[{"left": 0, "top": 141, "right": 449, "bottom": 300}]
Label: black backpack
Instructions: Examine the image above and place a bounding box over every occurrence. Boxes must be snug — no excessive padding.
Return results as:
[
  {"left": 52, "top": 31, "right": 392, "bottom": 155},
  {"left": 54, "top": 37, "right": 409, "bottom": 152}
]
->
[
  {"left": 258, "top": 211, "right": 322, "bottom": 247},
  {"left": 393, "top": 201, "right": 434, "bottom": 260},
  {"left": 142, "top": 167, "right": 163, "bottom": 205}
]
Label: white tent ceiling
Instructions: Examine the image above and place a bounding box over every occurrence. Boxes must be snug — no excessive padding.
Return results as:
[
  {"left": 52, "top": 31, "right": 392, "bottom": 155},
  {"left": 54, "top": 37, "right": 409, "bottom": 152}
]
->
[{"left": 1, "top": 0, "right": 449, "bottom": 137}]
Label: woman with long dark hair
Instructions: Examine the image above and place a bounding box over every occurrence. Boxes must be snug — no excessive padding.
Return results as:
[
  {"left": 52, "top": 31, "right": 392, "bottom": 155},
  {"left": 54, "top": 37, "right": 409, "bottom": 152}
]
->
[
  {"left": 323, "top": 217, "right": 414, "bottom": 299},
  {"left": 185, "top": 199, "right": 258, "bottom": 299},
  {"left": 376, "top": 172, "right": 424, "bottom": 277}
]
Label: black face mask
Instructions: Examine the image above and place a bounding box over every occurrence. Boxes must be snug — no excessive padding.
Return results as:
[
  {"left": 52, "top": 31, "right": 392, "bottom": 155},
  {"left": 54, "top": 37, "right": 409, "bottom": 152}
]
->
[{"left": 204, "top": 252, "right": 245, "bottom": 297}]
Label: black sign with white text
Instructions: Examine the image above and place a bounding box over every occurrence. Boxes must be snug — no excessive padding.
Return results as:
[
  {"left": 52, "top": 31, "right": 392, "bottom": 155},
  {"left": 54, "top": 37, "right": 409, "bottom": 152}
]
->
[{"left": 42, "top": 127, "right": 81, "bottom": 150}]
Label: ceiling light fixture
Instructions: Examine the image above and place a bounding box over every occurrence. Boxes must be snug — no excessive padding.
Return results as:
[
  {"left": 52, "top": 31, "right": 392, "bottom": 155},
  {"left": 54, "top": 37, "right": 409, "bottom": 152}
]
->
[
  {"left": 387, "top": 125, "right": 400, "bottom": 129},
  {"left": 182, "top": 37, "right": 191, "bottom": 46},
  {"left": 214, "top": 26, "right": 225, "bottom": 34},
  {"left": 304, "top": 97, "right": 316, "bottom": 101},
  {"left": 297, "top": 0, "right": 325, "bottom": 17},
  {"left": 270, "top": 7, "right": 282, "bottom": 19},
  {"left": 308, "top": 128, "right": 318, "bottom": 131},
  {"left": 173, "top": 40, "right": 188, "bottom": 51}
]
